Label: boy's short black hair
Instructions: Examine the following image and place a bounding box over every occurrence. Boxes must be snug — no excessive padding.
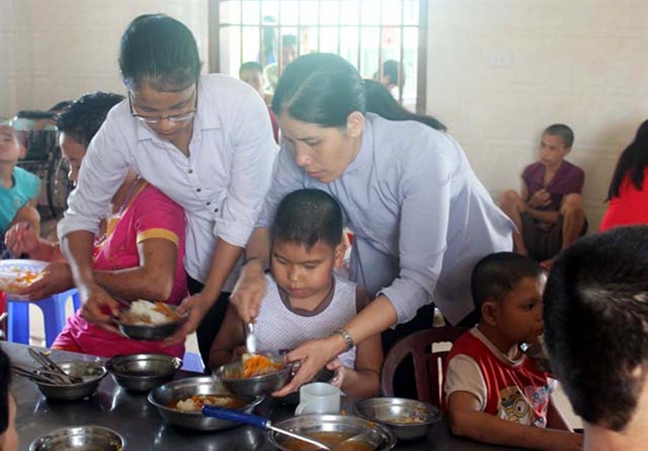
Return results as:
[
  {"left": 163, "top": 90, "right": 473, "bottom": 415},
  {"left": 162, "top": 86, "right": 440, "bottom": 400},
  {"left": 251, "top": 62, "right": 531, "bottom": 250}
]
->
[
  {"left": 56, "top": 92, "right": 124, "bottom": 147},
  {"left": 543, "top": 123, "right": 574, "bottom": 149},
  {"left": 239, "top": 61, "right": 263, "bottom": 75},
  {"left": 471, "top": 252, "right": 543, "bottom": 311},
  {"left": 0, "top": 346, "right": 11, "bottom": 435},
  {"left": 544, "top": 226, "right": 648, "bottom": 432},
  {"left": 272, "top": 189, "right": 343, "bottom": 250}
]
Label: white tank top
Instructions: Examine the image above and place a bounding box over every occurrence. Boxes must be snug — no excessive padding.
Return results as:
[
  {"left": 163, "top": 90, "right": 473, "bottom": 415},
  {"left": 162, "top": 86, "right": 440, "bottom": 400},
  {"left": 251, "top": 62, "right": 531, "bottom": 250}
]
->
[{"left": 255, "top": 273, "right": 358, "bottom": 369}]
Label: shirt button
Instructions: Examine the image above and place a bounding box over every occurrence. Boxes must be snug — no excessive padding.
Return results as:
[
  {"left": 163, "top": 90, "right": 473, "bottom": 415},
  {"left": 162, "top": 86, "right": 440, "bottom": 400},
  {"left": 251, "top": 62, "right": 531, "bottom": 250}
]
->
[
  {"left": 206, "top": 201, "right": 211, "bottom": 206},
  {"left": 214, "top": 208, "right": 219, "bottom": 213},
  {"left": 196, "top": 188, "right": 201, "bottom": 192},
  {"left": 188, "top": 168, "right": 193, "bottom": 174}
]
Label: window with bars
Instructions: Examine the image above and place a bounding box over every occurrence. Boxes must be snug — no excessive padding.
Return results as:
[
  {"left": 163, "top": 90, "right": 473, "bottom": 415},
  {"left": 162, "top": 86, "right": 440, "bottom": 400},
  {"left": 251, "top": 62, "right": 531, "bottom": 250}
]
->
[{"left": 208, "top": 0, "right": 428, "bottom": 113}]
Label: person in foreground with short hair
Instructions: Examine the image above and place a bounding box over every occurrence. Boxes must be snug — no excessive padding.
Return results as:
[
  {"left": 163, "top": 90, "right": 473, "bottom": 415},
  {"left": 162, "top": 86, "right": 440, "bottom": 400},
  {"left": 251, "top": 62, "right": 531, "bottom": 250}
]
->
[
  {"left": 443, "top": 252, "right": 581, "bottom": 451},
  {"left": 544, "top": 226, "right": 648, "bottom": 451},
  {"left": 210, "top": 189, "right": 382, "bottom": 399}
]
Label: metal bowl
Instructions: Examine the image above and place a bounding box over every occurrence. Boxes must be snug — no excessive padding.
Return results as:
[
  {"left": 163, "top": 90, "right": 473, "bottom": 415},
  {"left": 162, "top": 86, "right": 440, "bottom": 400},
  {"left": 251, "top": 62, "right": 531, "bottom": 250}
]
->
[
  {"left": 29, "top": 425, "right": 125, "bottom": 451},
  {"left": 215, "top": 354, "right": 290, "bottom": 397},
  {"left": 106, "top": 354, "right": 182, "bottom": 393},
  {"left": 115, "top": 305, "right": 187, "bottom": 341},
  {"left": 269, "top": 414, "right": 396, "bottom": 451},
  {"left": 354, "top": 397, "right": 441, "bottom": 441},
  {"left": 34, "top": 361, "right": 107, "bottom": 401},
  {"left": 520, "top": 342, "right": 552, "bottom": 373},
  {"left": 147, "top": 376, "right": 264, "bottom": 431}
]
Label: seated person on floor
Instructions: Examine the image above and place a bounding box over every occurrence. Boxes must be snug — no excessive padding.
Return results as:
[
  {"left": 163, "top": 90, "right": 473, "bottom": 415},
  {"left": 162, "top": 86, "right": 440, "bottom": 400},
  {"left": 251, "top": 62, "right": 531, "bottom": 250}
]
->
[
  {"left": 0, "top": 124, "right": 40, "bottom": 259},
  {"left": 500, "top": 124, "right": 586, "bottom": 268},
  {"left": 0, "top": 346, "right": 18, "bottom": 451},
  {"left": 209, "top": 189, "right": 382, "bottom": 399},
  {"left": 4, "top": 92, "right": 188, "bottom": 358},
  {"left": 239, "top": 61, "right": 279, "bottom": 144},
  {"left": 443, "top": 252, "right": 582, "bottom": 451},
  {"left": 544, "top": 226, "right": 648, "bottom": 451}
]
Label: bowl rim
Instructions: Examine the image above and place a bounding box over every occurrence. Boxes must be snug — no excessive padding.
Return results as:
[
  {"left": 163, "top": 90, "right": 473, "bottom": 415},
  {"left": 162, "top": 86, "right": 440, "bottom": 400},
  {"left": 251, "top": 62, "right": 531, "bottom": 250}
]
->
[
  {"left": 114, "top": 306, "right": 188, "bottom": 329},
  {"left": 146, "top": 377, "right": 265, "bottom": 416},
  {"left": 33, "top": 361, "right": 107, "bottom": 387},
  {"left": 106, "top": 353, "right": 182, "bottom": 377},
  {"left": 28, "top": 425, "right": 126, "bottom": 451},
  {"left": 354, "top": 397, "right": 442, "bottom": 427}
]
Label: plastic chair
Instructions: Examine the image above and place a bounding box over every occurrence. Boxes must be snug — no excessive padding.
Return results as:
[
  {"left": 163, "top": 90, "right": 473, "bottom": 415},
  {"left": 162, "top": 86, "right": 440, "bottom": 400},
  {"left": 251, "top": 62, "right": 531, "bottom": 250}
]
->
[
  {"left": 6, "top": 288, "right": 80, "bottom": 347},
  {"left": 381, "top": 326, "right": 466, "bottom": 406},
  {"left": 181, "top": 351, "right": 205, "bottom": 373}
]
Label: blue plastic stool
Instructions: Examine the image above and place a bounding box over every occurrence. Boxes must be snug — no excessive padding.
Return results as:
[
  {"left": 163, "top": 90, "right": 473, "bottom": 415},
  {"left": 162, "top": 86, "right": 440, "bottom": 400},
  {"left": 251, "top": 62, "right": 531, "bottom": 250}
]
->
[
  {"left": 181, "top": 351, "right": 205, "bottom": 373},
  {"left": 6, "top": 288, "right": 80, "bottom": 347}
]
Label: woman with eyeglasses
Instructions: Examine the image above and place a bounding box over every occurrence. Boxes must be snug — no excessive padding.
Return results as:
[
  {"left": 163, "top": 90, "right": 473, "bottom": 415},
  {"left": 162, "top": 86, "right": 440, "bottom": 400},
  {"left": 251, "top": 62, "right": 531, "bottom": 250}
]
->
[{"left": 57, "top": 14, "right": 276, "bottom": 364}]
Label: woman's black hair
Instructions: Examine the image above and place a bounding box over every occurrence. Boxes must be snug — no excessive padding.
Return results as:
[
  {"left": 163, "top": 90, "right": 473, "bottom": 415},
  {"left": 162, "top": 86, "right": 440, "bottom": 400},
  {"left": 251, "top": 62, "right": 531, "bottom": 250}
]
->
[
  {"left": 0, "top": 346, "right": 11, "bottom": 435},
  {"left": 119, "top": 14, "right": 201, "bottom": 92},
  {"left": 272, "top": 53, "right": 446, "bottom": 131},
  {"left": 607, "top": 120, "right": 648, "bottom": 201}
]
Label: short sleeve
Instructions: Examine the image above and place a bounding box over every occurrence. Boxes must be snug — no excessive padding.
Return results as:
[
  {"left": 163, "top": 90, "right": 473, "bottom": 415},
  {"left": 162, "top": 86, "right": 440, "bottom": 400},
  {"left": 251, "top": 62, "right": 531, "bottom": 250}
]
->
[
  {"left": 132, "top": 186, "right": 185, "bottom": 247},
  {"left": 444, "top": 354, "right": 487, "bottom": 410}
]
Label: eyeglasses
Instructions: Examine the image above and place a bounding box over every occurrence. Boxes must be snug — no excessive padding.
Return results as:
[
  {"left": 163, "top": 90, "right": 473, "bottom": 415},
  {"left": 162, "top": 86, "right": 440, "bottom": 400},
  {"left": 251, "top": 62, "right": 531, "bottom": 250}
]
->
[{"left": 129, "top": 89, "right": 198, "bottom": 125}]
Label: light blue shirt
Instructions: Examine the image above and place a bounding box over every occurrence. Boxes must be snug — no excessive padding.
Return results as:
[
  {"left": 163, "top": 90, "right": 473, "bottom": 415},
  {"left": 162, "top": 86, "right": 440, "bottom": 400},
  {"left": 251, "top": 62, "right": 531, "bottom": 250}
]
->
[
  {"left": 58, "top": 74, "right": 277, "bottom": 286},
  {"left": 0, "top": 166, "right": 40, "bottom": 231},
  {"left": 258, "top": 114, "right": 514, "bottom": 325}
]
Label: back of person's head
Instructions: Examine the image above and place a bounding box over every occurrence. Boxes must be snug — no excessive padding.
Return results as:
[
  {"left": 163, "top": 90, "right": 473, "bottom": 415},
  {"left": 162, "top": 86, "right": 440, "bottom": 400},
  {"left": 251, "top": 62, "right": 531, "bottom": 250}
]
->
[
  {"left": 49, "top": 101, "right": 74, "bottom": 113},
  {"left": 272, "top": 53, "right": 445, "bottom": 131},
  {"left": 239, "top": 61, "right": 263, "bottom": 76},
  {"left": 471, "top": 252, "right": 543, "bottom": 312},
  {"left": 544, "top": 226, "right": 648, "bottom": 432},
  {"left": 119, "top": 14, "right": 201, "bottom": 92},
  {"left": 56, "top": 92, "right": 124, "bottom": 147},
  {"left": 0, "top": 346, "right": 11, "bottom": 437},
  {"left": 543, "top": 123, "right": 574, "bottom": 149},
  {"left": 272, "top": 189, "right": 343, "bottom": 250},
  {"left": 374, "top": 59, "right": 404, "bottom": 88},
  {"left": 282, "top": 34, "right": 297, "bottom": 48},
  {"left": 607, "top": 119, "right": 648, "bottom": 201}
]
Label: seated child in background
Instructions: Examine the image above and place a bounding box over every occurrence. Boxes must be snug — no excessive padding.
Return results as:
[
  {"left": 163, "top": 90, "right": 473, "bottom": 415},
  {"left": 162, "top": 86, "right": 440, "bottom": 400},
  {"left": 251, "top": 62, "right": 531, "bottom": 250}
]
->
[
  {"left": 443, "top": 252, "right": 582, "bottom": 451},
  {"left": 544, "top": 226, "right": 648, "bottom": 451},
  {"left": 500, "top": 124, "right": 586, "bottom": 269},
  {"left": 0, "top": 124, "right": 40, "bottom": 258},
  {"left": 239, "top": 61, "right": 279, "bottom": 144},
  {"left": 210, "top": 189, "right": 382, "bottom": 399},
  {"left": 1, "top": 346, "right": 18, "bottom": 451}
]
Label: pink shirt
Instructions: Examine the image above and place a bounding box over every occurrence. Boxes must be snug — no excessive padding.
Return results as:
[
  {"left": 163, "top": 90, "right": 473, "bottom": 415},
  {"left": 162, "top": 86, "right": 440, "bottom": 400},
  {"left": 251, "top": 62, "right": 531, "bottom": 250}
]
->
[
  {"left": 53, "top": 183, "right": 188, "bottom": 358},
  {"left": 522, "top": 161, "right": 584, "bottom": 212}
]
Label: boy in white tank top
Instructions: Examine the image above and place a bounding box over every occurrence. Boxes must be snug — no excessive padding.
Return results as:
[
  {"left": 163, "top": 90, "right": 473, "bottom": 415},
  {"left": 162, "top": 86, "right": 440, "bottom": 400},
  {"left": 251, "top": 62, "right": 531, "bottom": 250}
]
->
[{"left": 209, "top": 189, "right": 382, "bottom": 399}]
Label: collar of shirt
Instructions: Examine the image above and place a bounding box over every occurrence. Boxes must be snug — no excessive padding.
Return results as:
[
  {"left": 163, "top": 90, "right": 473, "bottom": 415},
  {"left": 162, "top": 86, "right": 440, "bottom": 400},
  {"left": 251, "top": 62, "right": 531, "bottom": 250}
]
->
[
  {"left": 133, "top": 78, "right": 221, "bottom": 143},
  {"left": 343, "top": 113, "right": 376, "bottom": 176}
]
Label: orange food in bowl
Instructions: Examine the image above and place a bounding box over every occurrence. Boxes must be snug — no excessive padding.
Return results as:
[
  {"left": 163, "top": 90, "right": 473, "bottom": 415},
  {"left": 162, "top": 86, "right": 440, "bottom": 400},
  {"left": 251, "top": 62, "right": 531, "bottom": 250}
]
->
[{"left": 241, "top": 354, "right": 284, "bottom": 378}]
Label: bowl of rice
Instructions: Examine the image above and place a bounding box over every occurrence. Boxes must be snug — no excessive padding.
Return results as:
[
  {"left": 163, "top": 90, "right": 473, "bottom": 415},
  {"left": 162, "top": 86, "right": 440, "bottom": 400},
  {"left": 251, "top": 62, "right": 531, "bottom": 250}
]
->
[{"left": 115, "top": 300, "right": 187, "bottom": 341}]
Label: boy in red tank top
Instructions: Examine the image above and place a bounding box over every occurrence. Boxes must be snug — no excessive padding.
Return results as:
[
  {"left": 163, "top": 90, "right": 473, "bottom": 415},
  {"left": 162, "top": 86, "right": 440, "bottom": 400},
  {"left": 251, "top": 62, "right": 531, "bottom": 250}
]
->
[{"left": 443, "top": 252, "right": 582, "bottom": 450}]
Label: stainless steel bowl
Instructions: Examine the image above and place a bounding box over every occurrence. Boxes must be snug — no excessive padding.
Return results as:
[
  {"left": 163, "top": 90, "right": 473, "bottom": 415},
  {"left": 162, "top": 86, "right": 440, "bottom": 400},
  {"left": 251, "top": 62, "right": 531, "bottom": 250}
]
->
[
  {"left": 116, "top": 305, "right": 187, "bottom": 341},
  {"left": 354, "top": 397, "right": 441, "bottom": 441},
  {"left": 106, "top": 354, "right": 182, "bottom": 393},
  {"left": 269, "top": 414, "right": 396, "bottom": 451},
  {"left": 215, "top": 354, "right": 290, "bottom": 397},
  {"left": 147, "top": 376, "right": 264, "bottom": 431},
  {"left": 34, "top": 361, "right": 107, "bottom": 401},
  {"left": 29, "top": 425, "right": 125, "bottom": 451}
]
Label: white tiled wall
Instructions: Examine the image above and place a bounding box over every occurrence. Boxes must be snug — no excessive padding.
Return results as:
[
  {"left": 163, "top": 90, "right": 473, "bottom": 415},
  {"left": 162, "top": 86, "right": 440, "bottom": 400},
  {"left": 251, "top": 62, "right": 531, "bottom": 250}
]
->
[
  {"left": 426, "top": 1, "right": 648, "bottom": 231},
  {"left": 2, "top": 1, "right": 647, "bottom": 230}
]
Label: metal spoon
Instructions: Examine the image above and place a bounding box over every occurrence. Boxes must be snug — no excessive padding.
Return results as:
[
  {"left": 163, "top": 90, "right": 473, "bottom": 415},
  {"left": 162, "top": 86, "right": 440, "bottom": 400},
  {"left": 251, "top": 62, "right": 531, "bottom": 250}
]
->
[
  {"left": 245, "top": 322, "right": 258, "bottom": 354},
  {"left": 336, "top": 428, "right": 383, "bottom": 449},
  {"left": 202, "top": 406, "right": 331, "bottom": 450}
]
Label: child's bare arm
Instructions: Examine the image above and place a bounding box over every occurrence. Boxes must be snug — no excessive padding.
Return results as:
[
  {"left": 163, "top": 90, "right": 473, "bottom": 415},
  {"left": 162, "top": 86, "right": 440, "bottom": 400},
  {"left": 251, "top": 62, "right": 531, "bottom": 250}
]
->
[
  {"left": 10, "top": 205, "right": 40, "bottom": 236},
  {"left": 447, "top": 391, "right": 582, "bottom": 451},
  {"left": 546, "top": 397, "right": 573, "bottom": 431},
  {"left": 208, "top": 304, "right": 246, "bottom": 370}
]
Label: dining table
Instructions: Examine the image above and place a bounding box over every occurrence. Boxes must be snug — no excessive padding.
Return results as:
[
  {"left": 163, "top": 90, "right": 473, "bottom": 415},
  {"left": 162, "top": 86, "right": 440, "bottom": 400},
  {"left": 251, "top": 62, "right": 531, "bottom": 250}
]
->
[{"left": 4, "top": 341, "right": 527, "bottom": 450}]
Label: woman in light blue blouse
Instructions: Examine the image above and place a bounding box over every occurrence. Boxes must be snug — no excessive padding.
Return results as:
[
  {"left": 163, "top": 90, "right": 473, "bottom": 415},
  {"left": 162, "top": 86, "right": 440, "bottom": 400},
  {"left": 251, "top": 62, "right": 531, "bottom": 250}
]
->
[{"left": 231, "top": 53, "right": 514, "bottom": 395}]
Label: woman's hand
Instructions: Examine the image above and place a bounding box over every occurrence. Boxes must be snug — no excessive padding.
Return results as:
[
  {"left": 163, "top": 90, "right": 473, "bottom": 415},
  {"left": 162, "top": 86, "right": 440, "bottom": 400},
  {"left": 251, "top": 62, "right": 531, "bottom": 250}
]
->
[
  {"left": 164, "top": 292, "right": 212, "bottom": 345},
  {"left": 17, "top": 262, "right": 74, "bottom": 301},
  {"left": 272, "top": 335, "right": 343, "bottom": 397},
  {"left": 78, "top": 281, "right": 121, "bottom": 333},
  {"left": 326, "top": 358, "right": 346, "bottom": 389},
  {"left": 229, "top": 260, "right": 267, "bottom": 323},
  {"left": 4, "top": 222, "right": 39, "bottom": 256}
]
